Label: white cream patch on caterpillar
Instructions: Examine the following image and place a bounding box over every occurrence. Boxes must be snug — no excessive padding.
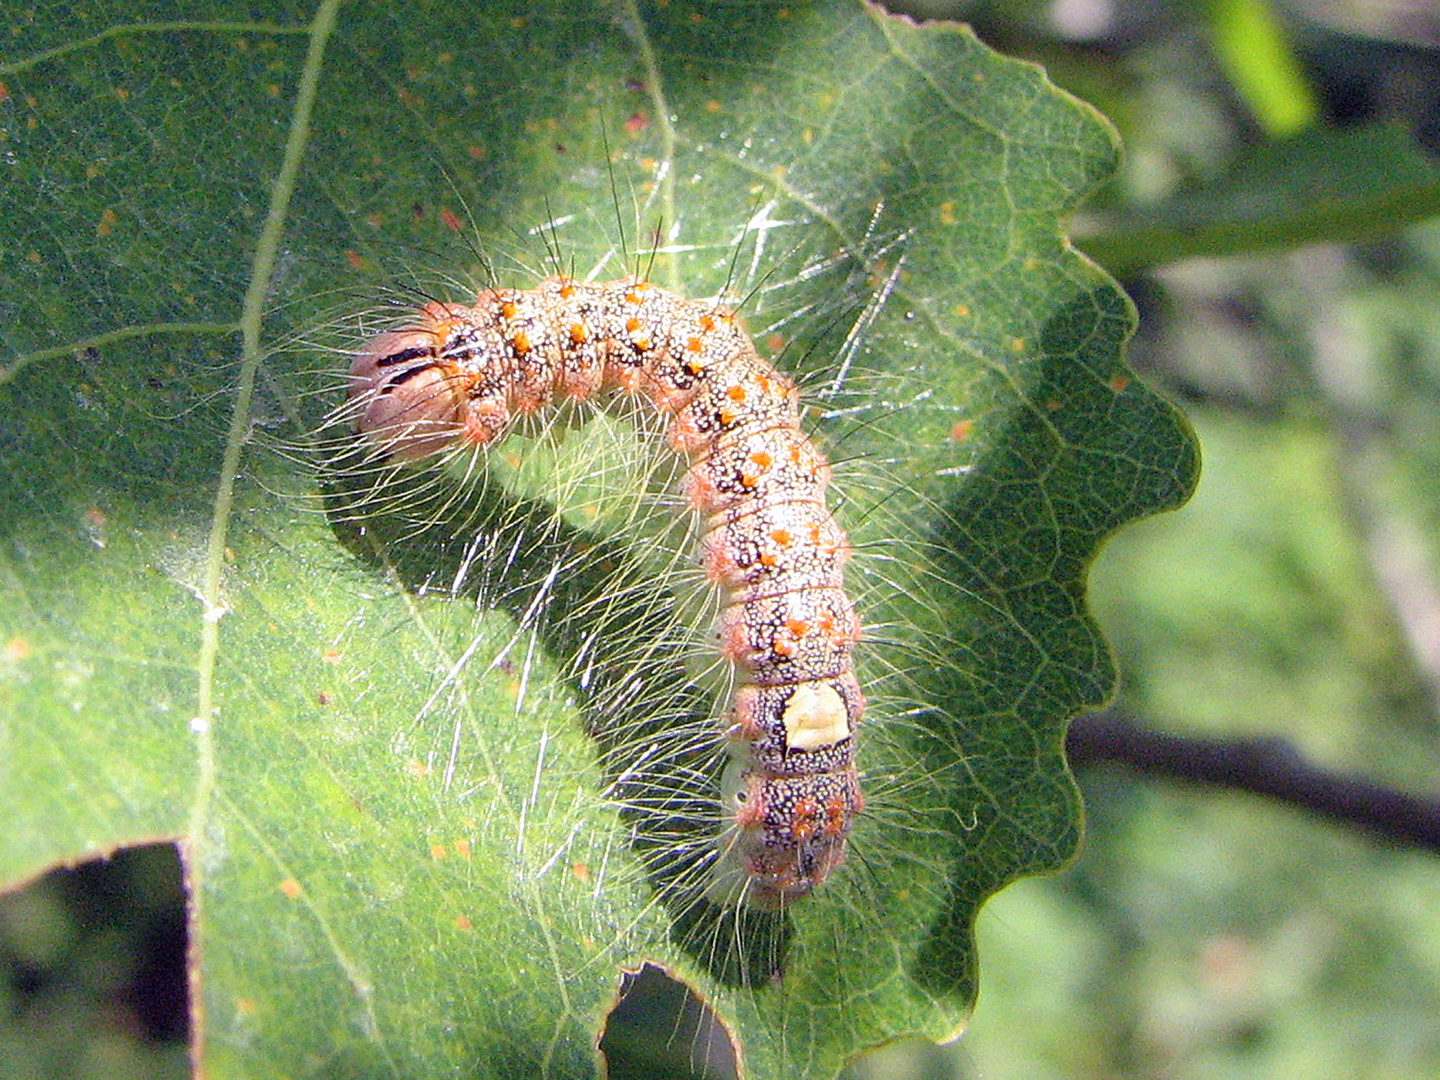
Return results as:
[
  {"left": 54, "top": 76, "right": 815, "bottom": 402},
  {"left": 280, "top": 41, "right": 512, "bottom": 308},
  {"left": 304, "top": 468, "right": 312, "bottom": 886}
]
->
[{"left": 346, "top": 274, "right": 864, "bottom": 908}]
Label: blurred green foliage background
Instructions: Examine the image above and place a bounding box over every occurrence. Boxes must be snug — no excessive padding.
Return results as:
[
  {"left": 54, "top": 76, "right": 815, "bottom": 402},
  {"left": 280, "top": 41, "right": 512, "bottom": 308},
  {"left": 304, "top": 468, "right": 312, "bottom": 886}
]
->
[{"left": 4, "top": 0, "right": 1440, "bottom": 1077}]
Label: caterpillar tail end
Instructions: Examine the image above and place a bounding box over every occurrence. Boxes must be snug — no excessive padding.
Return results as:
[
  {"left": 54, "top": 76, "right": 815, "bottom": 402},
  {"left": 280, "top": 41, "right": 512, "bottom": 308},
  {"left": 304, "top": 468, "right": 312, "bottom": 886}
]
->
[{"left": 708, "top": 756, "right": 862, "bottom": 911}]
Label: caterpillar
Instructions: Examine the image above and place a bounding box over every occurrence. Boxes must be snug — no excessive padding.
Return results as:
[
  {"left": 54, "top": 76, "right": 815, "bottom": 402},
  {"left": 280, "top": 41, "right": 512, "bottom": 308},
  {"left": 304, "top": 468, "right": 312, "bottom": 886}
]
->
[{"left": 345, "top": 273, "right": 865, "bottom": 909}]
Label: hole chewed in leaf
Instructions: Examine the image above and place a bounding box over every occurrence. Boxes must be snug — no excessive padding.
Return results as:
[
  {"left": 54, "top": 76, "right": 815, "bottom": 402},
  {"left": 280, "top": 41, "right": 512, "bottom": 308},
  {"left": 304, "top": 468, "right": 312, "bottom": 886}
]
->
[{"left": 600, "top": 962, "right": 737, "bottom": 1080}]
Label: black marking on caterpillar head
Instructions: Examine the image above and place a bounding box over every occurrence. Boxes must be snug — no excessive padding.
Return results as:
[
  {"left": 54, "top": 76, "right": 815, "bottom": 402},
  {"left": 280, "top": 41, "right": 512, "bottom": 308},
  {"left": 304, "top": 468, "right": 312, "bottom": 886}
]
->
[{"left": 376, "top": 345, "right": 438, "bottom": 369}]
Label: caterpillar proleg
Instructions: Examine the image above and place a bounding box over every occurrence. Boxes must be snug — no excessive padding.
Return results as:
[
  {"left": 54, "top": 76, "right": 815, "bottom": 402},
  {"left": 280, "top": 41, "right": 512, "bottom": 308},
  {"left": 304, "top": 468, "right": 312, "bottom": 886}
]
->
[{"left": 346, "top": 274, "right": 865, "bottom": 908}]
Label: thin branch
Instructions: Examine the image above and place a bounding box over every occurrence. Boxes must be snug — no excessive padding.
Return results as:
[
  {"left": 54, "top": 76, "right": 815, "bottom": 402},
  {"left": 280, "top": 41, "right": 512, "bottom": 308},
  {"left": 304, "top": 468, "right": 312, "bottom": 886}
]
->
[{"left": 1067, "top": 710, "right": 1440, "bottom": 854}]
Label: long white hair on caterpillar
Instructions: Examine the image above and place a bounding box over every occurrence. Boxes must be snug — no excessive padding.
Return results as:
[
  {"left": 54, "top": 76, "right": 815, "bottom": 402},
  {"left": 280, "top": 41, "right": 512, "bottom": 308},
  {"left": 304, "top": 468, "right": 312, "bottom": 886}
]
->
[{"left": 280, "top": 192, "right": 975, "bottom": 995}]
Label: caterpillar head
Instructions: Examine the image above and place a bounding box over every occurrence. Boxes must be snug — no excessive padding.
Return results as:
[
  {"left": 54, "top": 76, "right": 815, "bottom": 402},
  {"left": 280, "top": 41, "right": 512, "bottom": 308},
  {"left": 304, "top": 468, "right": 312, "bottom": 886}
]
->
[{"left": 348, "top": 303, "right": 508, "bottom": 461}]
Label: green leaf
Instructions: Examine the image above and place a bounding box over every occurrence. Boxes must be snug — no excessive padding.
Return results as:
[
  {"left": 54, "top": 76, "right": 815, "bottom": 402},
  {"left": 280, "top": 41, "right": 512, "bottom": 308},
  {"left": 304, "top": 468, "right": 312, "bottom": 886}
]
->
[
  {"left": 1079, "top": 122, "right": 1440, "bottom": 274},
  {"left": 0, "top": 2, "right": 1196, "bottom": 1077}
]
